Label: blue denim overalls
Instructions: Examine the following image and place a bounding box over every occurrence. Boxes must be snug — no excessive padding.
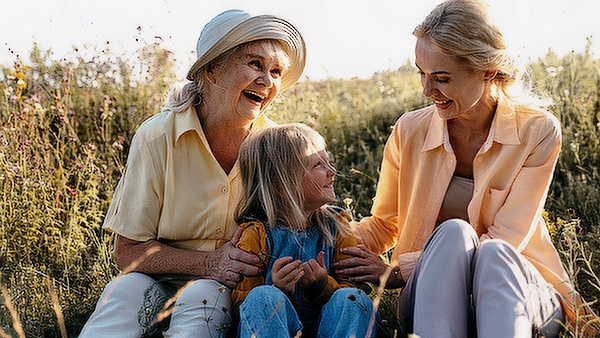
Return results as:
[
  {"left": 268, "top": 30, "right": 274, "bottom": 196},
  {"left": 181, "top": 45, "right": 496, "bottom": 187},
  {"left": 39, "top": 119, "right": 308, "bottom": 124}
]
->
[{"left": 237, "top": 207, "right": 377, "bottom": 338}]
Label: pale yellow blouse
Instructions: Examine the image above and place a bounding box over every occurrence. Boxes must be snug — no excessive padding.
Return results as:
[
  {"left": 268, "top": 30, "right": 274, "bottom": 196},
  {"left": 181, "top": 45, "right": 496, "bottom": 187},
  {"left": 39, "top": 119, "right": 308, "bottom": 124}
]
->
[{"left": 103, "top": 106, "right": 273, "bottom": 252}]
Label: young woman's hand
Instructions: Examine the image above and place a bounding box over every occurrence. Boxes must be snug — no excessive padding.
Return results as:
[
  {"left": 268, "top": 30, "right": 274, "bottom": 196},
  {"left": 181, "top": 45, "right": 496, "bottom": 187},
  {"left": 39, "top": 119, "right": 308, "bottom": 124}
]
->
[
  {"left": 271, "top": 256, "right": 304, "bottom": 295},
  {"left": 299, "top": 251, "right": 328, "bottom": 295},
  {"left": 334, "top": 245, "right": 394, "bottom": 286}
]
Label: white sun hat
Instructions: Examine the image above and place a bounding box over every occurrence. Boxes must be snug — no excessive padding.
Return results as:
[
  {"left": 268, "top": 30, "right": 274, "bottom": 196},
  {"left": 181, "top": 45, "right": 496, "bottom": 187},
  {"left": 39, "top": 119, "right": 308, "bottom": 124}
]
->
[{"left": 186, "top": 9, "right": 306, "bottom": 91}]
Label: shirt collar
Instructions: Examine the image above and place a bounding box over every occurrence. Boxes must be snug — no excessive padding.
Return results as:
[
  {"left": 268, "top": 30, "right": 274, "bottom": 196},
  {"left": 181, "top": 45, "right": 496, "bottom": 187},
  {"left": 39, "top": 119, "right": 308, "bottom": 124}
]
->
[
  {"left": 421, "top": 97, "right": 521, "bottom": 154},
  {"left": 174, "top": 105, "right": 203, "bottom": 144},
  {"left": 173, "top": 106, "right": 272, "bottom": 145}
]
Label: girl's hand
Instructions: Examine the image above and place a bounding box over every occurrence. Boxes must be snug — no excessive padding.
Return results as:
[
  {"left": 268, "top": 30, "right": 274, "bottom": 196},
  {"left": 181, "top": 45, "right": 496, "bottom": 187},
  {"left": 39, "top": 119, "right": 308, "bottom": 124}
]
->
[
  {"left": 299, "top": 251, "right": 328, "bottom": 294},
  {"left": 271, "top": 256, "right": 304, "bottom": 295}
]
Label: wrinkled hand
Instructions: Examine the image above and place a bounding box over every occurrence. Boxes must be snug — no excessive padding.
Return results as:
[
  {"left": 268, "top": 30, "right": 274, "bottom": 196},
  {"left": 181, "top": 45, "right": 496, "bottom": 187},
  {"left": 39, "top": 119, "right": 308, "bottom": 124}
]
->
[
  {"left": 334, "top": 245, "right": 389, "bottom": 285},
  {"left": 298, "top": 251, "right": 328, "bottom": 295},
  {"left": 206, "top": 228, "right": 262, "bottom": 288},
  {"left": 272, "top": 257, "right": 304, "bottom": 295}
]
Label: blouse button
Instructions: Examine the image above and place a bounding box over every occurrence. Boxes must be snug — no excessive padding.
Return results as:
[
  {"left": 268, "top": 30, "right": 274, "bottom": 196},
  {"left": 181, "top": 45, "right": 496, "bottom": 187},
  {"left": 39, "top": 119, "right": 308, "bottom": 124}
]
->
[
  {"left": 216, "top": 228, "right": 223, "bottom": 235},
  {"left": 477, "top": 157, "right": 483, "bottom": 163},
  {"left": 221, "top": 186, "right": 229, "bottom": 194}
]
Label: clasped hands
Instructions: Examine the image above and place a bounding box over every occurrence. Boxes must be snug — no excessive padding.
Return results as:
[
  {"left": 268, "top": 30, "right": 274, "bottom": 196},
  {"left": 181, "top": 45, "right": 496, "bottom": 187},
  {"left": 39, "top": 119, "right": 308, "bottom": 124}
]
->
[{"left": 271, "top": 251, "right": 328, "bottom": 296}]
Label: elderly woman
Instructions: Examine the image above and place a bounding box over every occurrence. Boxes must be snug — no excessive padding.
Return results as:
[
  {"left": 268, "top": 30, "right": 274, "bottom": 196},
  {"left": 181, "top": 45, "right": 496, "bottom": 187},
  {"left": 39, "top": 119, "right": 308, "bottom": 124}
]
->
[
  {"left": 335, "top": 0, "right": 598, "bottom": 337},
  {"left": 79, "top": 9, "right": 305, "bottom": 337}
]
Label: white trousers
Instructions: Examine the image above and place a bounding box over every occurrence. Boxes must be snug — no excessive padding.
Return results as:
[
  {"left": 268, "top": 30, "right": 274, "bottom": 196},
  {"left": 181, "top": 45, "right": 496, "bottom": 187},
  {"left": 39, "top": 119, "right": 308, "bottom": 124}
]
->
[
  {"left": 79, "top": 273, "right": 232, "bottom": 337},
  {"left": 400, "top": 219, "right": 564, "bottom": 338}
]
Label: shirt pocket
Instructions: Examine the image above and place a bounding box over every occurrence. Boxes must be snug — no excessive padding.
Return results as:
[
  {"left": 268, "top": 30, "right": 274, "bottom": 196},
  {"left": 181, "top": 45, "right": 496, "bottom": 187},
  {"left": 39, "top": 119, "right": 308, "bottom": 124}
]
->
[{"left": 481, "top": 187, "right": 509, "bottom": 227}]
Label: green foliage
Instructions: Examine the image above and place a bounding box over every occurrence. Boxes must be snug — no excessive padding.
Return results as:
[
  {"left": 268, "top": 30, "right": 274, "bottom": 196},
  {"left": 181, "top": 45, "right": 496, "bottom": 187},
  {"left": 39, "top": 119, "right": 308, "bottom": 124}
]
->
[
  {"left": 0, "top": 39, "right": 599, "bottom": 337},
  {"left": 530, "top": 40, "right": 600, "bottom": 231},
  {"left": 0, "top": 41, "right": 175, "bottom": 336}
]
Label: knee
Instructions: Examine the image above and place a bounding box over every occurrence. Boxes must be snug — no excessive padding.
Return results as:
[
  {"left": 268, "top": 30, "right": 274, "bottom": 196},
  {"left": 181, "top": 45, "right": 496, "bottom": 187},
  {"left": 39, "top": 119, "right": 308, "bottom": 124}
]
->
[
  {"left": 328, "top": 288, "right": 374, "bottom": 312},
  {"left": 244, "top": 285, "right": 286, "bottom": 306},
  {"left": 476, "top": 239, "right": 515, "bottom": 263},
  {"left": 437, "top": 219, "right": 478, "bottom": 243},
  {"left": 240, "top": 285, "right": 295, "bottom": 319},
  {"left": 101, "top": 272, "right": 160, "bottom": 302},
  {"left": 473, "top": 239, "right": 520, "bottom": 278},
  {"left": 177, "top": 279, "right": 230, "bottom": 306},
  {"left": 426, "top": 219, "right": 478, "bottom": 256},
  {"left": 330, "top": 288, "right": 366, "bottom": 302}
]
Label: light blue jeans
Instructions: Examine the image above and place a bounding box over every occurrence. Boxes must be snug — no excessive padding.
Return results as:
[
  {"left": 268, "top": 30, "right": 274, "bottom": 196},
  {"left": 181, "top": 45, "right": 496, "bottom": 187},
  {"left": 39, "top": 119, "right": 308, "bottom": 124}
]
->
[{"left": 238, "top": 285, "right": 377, "bottom": 338}]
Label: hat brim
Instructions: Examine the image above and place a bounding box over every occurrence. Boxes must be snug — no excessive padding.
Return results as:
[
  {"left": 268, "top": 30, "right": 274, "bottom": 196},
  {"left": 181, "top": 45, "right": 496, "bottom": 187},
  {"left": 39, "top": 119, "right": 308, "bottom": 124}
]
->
[{"left": 186, "top": 14, "right": 306, "bottom": 92}]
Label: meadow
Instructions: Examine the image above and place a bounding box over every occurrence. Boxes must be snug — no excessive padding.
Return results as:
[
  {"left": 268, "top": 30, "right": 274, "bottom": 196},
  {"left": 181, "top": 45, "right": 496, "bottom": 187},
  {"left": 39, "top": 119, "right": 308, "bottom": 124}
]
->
[{"left": 0, "top": 39, "right": 599, "bottom": 337}]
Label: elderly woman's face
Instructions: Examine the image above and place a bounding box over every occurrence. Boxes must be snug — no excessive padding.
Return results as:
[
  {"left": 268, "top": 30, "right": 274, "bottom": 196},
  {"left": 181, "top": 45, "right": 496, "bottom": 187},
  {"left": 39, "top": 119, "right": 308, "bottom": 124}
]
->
[
  {"left": 415, "top": 38, "right": 491, "bottom": 121},
  {"left": 210, "top": 41, "right": 288, "bottom": 122}
]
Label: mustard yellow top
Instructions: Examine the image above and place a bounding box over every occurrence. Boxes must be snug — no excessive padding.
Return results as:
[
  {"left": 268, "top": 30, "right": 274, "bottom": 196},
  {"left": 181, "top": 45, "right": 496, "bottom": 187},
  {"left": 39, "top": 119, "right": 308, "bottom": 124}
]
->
[
  {"left": 103, "top": 106, "right": 274, "bottom": 252},
  {"left": 232, "top": 215, "right": 358, "bottom": 315}
]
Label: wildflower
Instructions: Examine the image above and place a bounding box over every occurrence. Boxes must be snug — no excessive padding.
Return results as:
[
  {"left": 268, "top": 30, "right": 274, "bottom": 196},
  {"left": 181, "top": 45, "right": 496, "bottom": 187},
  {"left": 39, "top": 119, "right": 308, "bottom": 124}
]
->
[
  {"left": 67, "top": 187, "right": 77, "bottom": 196},
  {"left": 112, "top": 141, "right": 124, "bottom": 151},
  {"left": 17, "top": 139, "right": 30, "bottom": 154},
  {"left": 85, "top": 142, "right": 97, "bottom": 151},
  {"left": 112, "top": 135, "right": 126, "bottom": 151},
  {"left": 343, "top": 198, "right": 353, "bottom": 208}
]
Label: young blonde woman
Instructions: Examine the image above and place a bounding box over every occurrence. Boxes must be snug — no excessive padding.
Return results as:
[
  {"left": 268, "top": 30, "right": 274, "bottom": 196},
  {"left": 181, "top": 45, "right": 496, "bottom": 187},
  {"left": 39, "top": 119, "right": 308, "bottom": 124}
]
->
[
  {"left": 232, "top": 124, "right": 377, "bottom": 338},
  {"left": 335, "top": 0, "right": 599, "bottom": 337}
]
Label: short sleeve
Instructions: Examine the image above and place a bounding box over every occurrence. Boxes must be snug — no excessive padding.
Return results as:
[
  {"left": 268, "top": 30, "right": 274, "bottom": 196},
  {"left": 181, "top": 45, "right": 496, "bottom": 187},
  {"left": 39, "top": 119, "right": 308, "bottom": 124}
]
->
[{"left": 103, "top": 130, "right": 164, "bottom": 241}]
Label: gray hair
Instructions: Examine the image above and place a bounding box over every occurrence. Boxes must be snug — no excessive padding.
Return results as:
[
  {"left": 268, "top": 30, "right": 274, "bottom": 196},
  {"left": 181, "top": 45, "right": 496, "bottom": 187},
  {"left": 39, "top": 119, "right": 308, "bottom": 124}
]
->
[{"left": 163, "top": 40, "right": 291, "bottom": 114}]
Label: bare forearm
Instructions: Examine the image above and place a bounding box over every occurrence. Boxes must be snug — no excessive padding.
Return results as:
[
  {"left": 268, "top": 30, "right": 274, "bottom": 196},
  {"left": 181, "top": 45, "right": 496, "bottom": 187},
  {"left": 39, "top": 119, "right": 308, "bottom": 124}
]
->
[
  {"left": 115, "top": 236, "right": 212, "bottom": 278},
  {"left": 114, "top": 233, "right": 262, "bottom": 288}
]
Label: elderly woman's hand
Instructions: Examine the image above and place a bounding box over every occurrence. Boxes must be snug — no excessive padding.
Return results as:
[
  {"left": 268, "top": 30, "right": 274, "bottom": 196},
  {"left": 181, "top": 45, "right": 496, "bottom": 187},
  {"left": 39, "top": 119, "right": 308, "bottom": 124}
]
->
[
  {"left": 334, "top": 245, "right": 391, "bottom": 286},
  {"left": 206, "top": 228, "right": 263, "bottom": 288}
]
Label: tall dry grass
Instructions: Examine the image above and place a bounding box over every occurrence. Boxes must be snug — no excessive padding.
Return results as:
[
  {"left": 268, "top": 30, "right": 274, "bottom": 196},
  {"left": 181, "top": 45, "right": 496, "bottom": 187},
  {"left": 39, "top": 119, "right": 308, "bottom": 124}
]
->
[{"left": 0, "top": 39, "right": 599, "bottom": 337}]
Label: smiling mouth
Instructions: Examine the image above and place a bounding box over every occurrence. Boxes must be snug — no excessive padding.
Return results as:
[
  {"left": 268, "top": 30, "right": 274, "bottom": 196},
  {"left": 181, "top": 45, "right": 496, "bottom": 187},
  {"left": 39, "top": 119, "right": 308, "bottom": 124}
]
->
[
  {"left": 243, "top": 90, "right": 265, "bottom": 103},
  {"left": 435, "top": 99, "right": 452, "bottom": 105}
]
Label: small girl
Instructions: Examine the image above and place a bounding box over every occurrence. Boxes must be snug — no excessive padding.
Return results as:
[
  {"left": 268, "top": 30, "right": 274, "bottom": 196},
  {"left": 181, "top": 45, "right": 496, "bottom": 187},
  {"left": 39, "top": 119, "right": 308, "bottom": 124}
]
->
[{"left": 231, "top": 123, "right": 377, "bottom": 338}]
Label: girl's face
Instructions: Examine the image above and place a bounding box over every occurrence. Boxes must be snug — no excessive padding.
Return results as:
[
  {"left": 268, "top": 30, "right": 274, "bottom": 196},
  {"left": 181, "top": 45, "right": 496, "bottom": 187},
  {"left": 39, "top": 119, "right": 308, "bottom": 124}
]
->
[
  {"left": 415, "top": 38, "right": 491, "bottom": 121},
  {"left": 303, "top": 148, "right": 336, "bottom": 212},
  {"left": 210, "top": 42, "right": 288, "bottom": 123}
]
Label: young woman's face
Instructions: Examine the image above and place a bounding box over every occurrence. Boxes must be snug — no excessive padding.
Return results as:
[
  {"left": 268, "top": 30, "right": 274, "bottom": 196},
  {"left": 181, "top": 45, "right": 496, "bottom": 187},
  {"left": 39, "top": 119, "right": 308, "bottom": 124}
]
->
[
  {"left": 303, "top": 148, "right": 336, "bottom": 212},
  {"left": 415, "top": 38, "right": 490, "bottom": 120},
  {"left": 211, "top": 42, "right": 288, "bottom": 122}
]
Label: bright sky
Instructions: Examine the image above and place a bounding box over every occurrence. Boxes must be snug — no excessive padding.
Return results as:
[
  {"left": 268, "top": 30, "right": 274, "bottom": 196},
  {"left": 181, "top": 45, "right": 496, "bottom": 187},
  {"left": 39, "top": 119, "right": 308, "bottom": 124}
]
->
[{"left": 2, "top": 0, "right": 599, "bottom": 81}]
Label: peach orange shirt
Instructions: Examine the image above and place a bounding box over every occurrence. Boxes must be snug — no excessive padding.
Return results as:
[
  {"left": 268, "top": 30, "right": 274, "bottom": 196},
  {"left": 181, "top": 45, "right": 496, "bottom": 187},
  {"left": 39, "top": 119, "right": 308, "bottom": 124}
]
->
[
  {"left": 353, "top": 98, "right": 575, "bottom": 306},
  {"left": 103, "top": 106, "right": 273, "bottom": 252}
]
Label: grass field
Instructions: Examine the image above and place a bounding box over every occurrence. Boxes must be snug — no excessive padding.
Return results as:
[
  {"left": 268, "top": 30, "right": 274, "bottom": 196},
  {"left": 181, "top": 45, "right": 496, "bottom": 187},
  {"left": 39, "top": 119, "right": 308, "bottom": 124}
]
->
[{"left": 1, "top": 41, "right": 599, "bottom": 337}]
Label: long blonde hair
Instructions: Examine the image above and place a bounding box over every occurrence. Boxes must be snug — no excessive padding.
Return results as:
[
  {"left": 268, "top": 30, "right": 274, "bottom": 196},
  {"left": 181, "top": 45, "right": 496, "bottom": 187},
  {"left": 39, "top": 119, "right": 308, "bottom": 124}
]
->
[
  {"left": 413, "top": 0, "right": 550, "bottom": 107},
  {"left": 235, "top": 123, "right": 351, "bottom": 245}
]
